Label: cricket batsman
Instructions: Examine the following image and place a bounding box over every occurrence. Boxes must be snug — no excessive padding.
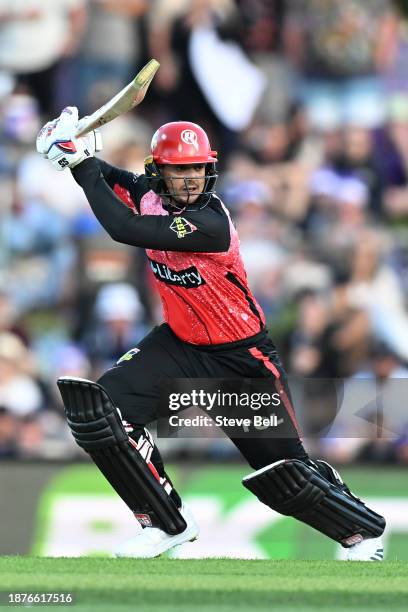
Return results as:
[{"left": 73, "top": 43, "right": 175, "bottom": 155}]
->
[{"left": 36, "top": 108, "right": 385, "bottom": 560}]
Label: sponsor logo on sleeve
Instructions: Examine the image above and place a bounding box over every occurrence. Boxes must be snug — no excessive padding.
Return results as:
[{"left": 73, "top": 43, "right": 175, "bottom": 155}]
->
[
  {"left": 117, "top": 348, "right": 140, "bottom": 364},
  {"left": 170, "top": 216, "right": 197, "bottom": 239}
]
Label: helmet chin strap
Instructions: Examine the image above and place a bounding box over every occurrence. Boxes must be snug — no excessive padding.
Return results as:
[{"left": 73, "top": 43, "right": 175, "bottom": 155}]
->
[
  {"left": 163, "top": 198, "right": 187, "bottom": 214},
  {"left": 163, "top": 194, "right": 211, "bottom": 213}
]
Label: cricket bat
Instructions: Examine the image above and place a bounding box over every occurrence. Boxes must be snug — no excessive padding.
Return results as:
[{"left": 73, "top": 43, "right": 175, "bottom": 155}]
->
[{"left": 74, "top": 59, "right": 160, "bottom": 138}]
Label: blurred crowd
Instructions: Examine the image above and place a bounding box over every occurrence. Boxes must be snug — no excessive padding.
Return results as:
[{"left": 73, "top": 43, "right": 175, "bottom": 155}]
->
[{"left": 1, "top": 0, "right": 408, "bottom": 463}]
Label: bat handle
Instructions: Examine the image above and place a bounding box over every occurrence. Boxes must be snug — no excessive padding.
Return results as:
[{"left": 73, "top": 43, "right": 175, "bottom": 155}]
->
[{"left": 74, "top": 118, "right": 90, "bottom": 138}]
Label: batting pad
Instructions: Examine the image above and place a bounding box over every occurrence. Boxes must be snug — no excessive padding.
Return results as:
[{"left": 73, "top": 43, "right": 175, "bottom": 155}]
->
[
  {"left": 57, "top": 376, "right": 187, "bottom": 535},
  {"left": 242, "top": 459, "right": 385, "bottom": 547}
]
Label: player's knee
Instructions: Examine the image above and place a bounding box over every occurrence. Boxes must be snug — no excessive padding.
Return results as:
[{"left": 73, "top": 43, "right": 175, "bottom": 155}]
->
[
  {"left": 97, "top": 369, "right": 123, "bottom": 406},
  {"left": 97, "top": 369, "right": 148, "bottom": 428}
]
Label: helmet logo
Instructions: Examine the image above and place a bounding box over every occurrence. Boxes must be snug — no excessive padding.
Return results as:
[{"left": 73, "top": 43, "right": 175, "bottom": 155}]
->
[{"left": 181, "top": 129, "right": 199, "bottom": 151}]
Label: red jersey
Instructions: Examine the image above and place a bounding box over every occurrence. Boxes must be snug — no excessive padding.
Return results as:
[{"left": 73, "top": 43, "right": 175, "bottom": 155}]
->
[{"left": 72, "top": 158, "right": 266, "bottom": 345}]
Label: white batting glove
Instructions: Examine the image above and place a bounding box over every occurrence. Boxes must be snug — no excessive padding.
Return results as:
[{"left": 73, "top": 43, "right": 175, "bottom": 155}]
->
[{"left": 36, "top": 106, "right": 102, "bottom": 171}]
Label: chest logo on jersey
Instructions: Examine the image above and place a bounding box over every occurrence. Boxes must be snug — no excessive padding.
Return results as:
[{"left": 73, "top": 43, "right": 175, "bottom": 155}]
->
[
  {"left": 149, "top": 258, "right": 205, "bottom": 288},
  {"left": 169, "top": 216, "right": 197, "bottom": 239}
]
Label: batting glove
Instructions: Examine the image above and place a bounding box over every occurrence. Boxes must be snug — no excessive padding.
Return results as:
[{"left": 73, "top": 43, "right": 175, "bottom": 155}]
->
[{"left": 36, "top": 106, "right": 102, "bottom": 171}]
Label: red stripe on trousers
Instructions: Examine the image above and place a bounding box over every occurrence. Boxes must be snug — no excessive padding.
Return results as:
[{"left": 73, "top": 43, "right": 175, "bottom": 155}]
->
[
  {"left": 275, "top": 378, "right": 303, "bottom": 438},
  {"left": 249, "top": 347, "right": 281, "bottom": 378},
  {"left": 248, "top": 347, "right": 303, "bottom": 438}
]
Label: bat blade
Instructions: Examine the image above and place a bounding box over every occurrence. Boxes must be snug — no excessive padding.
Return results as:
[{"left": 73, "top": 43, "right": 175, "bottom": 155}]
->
[{"left": 75, "top": 59, "right": 160, "bottom": 137}]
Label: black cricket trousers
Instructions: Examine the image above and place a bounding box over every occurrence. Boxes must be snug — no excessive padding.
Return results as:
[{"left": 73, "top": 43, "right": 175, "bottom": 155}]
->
[{"left": 98, "top": 324, "right": 309, "bottom": 482}]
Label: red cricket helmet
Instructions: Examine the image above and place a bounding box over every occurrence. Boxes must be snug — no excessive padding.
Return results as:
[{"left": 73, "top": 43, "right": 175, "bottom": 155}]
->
[
  {"left": 145, "top": 121, "right": 219, "bottom": 210},
  {"left": 151, "top": 121, "right": 218, "bottom": 164}
]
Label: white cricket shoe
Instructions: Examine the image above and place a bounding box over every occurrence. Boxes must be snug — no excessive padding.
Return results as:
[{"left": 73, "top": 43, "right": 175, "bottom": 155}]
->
[
  {"left": 115, "top": 503, "right": 199, "bottom": 558},
  {"left": 345, "top": 536, "right": 384, "bottom": 561}
]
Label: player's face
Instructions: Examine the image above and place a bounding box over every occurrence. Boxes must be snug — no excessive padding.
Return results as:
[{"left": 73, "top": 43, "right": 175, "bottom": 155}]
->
[{"left": 162, "top": 164, "right": 206, "bottom": 204}]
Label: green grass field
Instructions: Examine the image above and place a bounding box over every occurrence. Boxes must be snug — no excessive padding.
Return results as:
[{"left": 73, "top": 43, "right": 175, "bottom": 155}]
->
[{"left": 0, "top": 557, "right": 407, "bottom": 612}]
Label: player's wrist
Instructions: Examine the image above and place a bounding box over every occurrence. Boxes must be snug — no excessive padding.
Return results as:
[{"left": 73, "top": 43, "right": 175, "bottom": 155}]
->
[{"left": 70, "top": 156, "right": 99, "bottom": 184}]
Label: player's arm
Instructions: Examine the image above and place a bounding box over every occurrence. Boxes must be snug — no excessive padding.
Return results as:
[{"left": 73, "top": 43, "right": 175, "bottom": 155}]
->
[
  {"left": 36, "top": 107, "right": 144, "bottom": 214},
  {"left": 95, "top": 159, "right": 134, "bottom": 190},
  {"left": 94, "top": 159, "right": 145, "bottom": 213},
  {"left": 36, "top": 107, "right": 229, "bottom": 252},
  {"left": 72, "top": 157, "right": 230, "bottom": 253}
]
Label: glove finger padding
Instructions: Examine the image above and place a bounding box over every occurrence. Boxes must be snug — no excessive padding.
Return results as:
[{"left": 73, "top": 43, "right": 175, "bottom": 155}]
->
[
  {"left": 58, "top": 106, "right": 79, "bottom": 126},
  {"left": 36, "top": 107, "right": 102, "bottom": 171},
  {"left": 36, "top": 106, "right": 77, "bottom": 153},
  {"left": 36, "top": 120, "right": 57, "bottom": 156}
]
